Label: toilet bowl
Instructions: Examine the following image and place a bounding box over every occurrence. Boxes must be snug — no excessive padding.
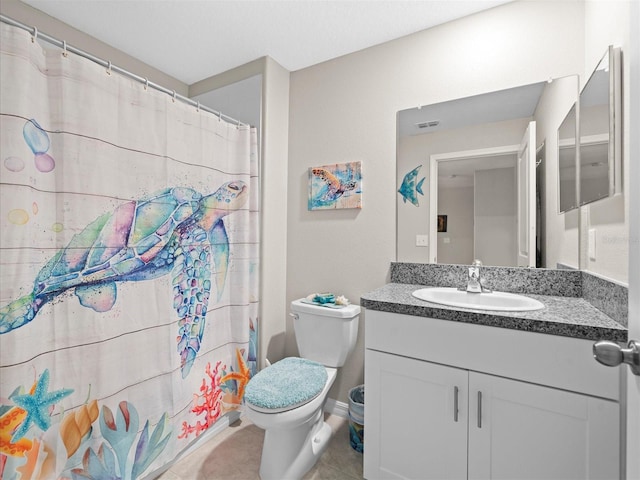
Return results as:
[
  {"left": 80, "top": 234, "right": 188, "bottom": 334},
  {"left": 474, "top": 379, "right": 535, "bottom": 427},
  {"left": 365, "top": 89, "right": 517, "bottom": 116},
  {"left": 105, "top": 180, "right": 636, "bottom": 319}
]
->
[
  {"left": 246, "top": 365, "right": 337, "bottom": 479},
  {"left": 244, "top": 299, "right": 360, "bottom": 480}
]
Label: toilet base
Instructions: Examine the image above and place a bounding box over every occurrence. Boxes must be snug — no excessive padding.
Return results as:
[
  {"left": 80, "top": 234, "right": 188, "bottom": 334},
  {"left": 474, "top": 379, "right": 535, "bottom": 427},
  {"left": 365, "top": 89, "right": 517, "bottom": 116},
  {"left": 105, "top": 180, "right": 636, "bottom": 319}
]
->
[{"left": 258, "top": 408, "right": 332, "bottom": 480}]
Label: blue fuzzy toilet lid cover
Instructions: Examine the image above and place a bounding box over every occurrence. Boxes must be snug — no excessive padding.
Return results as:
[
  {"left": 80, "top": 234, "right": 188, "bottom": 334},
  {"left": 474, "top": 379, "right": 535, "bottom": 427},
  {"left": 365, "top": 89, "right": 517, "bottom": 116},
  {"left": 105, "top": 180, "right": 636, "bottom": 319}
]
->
[{"left": 244, "top": 357, "right": 328, "bottom": 411}]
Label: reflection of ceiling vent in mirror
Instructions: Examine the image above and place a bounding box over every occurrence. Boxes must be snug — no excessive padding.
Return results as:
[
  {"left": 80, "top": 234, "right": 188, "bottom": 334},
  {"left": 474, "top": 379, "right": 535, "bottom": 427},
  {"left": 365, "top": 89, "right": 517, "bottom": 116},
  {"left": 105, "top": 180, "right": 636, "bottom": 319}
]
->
[{"left": 416, "top": 120, "right": 440, "bottom": 129}]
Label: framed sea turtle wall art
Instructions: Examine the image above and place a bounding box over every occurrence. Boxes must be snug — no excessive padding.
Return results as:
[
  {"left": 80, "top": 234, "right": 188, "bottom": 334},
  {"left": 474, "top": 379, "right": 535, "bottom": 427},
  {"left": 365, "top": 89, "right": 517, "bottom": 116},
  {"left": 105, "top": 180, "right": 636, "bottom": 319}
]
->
[{"left": 308, "top": 161, "right": 362, "bottom": 210}]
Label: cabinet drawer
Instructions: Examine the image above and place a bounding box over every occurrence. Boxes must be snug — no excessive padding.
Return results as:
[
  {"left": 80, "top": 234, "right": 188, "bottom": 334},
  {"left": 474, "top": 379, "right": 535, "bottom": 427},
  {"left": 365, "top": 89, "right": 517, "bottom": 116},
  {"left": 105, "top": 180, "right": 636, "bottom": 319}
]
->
[{"left": 365, "top": 309, "right": 619, "bottom": 400}]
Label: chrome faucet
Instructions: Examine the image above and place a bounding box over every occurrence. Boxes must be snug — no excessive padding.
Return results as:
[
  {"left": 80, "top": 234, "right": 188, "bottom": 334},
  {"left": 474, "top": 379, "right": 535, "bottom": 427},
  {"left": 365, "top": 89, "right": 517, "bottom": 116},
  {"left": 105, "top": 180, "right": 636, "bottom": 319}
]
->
[
  {"left": 466, "top": 260, "right": 482, "bottom": 293},
  {"left": 466, "top": 259, "right": 491, "bottom": 293}
]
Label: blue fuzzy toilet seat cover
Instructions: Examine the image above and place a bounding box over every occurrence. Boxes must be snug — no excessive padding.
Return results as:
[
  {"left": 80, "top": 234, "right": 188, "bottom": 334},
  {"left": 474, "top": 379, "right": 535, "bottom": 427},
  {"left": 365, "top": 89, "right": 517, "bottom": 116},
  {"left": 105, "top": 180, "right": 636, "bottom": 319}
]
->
[{"left": 245, "top": 357, "right": 328, "bottom": 413}]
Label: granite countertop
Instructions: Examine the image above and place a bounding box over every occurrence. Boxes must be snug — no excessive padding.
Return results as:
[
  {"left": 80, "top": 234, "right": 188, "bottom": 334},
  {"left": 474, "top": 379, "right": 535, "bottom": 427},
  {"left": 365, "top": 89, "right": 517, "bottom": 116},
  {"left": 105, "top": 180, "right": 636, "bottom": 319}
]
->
[{"left": 361, "top": 283, "right": 628, "bottom": 342}]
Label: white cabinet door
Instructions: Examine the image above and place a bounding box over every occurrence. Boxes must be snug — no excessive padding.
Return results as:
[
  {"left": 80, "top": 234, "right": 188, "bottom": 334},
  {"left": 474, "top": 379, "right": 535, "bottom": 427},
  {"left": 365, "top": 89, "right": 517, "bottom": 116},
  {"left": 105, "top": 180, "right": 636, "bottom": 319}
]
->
[
  {"left": 364, "top": 350, "right": 468, "bottom": 480},
  {"left": 468, "top": 372, "right": 620, "bottom": 480}
]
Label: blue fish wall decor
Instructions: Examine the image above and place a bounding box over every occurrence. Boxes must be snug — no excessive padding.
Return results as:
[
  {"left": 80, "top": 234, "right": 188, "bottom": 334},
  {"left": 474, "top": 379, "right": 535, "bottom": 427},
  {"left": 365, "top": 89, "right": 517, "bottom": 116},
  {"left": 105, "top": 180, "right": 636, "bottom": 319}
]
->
[{"left": 398, "top": 165, "right": 426, "bottom": 206}]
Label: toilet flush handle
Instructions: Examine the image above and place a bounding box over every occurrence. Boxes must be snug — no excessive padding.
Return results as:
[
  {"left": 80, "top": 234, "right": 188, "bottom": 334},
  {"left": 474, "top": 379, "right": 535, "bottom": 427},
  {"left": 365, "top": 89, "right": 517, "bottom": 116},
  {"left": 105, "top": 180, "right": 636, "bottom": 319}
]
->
[{"left": 289, "top": 313, "right": 299, "bottom": 320}]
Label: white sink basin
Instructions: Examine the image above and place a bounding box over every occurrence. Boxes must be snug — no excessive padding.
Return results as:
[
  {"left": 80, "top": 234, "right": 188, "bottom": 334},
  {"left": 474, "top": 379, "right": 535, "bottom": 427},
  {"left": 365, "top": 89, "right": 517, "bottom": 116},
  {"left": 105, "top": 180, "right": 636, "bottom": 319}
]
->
[{"left": 412, "top": 287, "right": 545, "bottom": 312}]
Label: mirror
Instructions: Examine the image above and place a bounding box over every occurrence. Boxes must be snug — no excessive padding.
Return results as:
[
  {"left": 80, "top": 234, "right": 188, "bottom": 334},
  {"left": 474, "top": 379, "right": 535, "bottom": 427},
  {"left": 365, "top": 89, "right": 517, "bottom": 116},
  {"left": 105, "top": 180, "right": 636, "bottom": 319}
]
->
[
  {"left": 558, "top": 103, "right": 578, "bottom": 212},
  {"left": 397, "top": 76, "right": 579, "bottom": 268},
  {"left": 579, "top": 45, "right": 622, "bottom": 205}
]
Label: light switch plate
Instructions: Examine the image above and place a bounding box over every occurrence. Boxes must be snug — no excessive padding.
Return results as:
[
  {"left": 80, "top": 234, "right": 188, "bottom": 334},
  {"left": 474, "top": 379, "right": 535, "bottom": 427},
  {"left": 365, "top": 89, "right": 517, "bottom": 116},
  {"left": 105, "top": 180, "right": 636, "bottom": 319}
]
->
[{"left": 416, "top": 234, "right": 429, "bottom": 247}]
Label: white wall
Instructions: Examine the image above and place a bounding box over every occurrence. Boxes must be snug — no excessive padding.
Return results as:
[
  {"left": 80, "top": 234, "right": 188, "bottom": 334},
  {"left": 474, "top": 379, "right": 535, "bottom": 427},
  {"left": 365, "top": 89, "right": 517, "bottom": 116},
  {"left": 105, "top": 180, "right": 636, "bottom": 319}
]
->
[
  {"left": 438, "top": 185, "right": 474, "bottom": 264},
  {"left": 581, "top": 0, "right": 631, "bottom": 284},
  {"left": 260, "top": 57, "right": 290, "bottom": 366},
  {"left": 475, "top": 167, "right": 517, "bottom": 266},
  {"left": 288, "top": 0, "right": 586, "bottom": 403},
  {"left": 192, "top": 74, "right": 262, "bottom": 129},
  {"left": 533, "top": 74, "right": 580, "bottom": 269}
]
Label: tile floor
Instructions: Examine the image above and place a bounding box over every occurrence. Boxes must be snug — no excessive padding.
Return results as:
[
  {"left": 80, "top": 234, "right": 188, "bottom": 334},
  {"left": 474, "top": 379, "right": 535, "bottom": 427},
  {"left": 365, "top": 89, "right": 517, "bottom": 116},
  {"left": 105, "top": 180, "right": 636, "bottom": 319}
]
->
[{"left": 155, "top": 414, "right": 363, "bottom": 480}]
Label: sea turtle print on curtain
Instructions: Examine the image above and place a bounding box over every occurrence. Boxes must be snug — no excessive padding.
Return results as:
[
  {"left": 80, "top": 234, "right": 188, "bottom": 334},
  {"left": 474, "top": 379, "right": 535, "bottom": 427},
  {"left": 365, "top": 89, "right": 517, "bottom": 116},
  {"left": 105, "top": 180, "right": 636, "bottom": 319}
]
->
[{"left": 1, "top": 178, "right": 248, "bottom": 378}]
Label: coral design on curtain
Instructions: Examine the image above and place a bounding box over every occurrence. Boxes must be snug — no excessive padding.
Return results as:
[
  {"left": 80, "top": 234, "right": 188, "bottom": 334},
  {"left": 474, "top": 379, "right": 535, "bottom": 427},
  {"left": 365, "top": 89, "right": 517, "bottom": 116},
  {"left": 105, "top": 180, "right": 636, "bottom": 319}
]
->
[{"left": 0, "top": 23, "right": 259, "bottom": 479}]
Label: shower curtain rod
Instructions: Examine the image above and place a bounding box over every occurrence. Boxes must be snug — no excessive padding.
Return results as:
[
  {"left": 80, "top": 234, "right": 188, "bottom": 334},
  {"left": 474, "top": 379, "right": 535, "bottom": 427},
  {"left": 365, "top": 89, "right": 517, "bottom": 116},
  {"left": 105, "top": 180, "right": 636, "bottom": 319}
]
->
[{"left": 0, "top": 14, "right": 249, "bottom": 128}]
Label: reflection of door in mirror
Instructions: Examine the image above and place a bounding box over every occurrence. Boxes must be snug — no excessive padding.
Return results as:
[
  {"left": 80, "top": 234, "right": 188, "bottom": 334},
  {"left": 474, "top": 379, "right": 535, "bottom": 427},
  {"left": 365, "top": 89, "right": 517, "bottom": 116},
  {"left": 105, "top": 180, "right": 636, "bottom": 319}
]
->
[
  {"left": 535, "top": 143, "right": 545, "bottom": 268},
  {"left": 517, "top": 121, "right": 536, "bottom": 267}
]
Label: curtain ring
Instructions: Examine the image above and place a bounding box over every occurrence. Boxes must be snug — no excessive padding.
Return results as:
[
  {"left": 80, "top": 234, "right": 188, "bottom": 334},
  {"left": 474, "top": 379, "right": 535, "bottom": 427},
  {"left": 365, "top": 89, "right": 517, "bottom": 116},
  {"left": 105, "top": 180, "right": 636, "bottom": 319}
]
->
[
  {"left": 31, "top": 27, "right": 38, "bottom": 43},
  {"left": 62, "top": 40, "right": 68, "bottom": 57},
  {"left": 172, "top": 90, "right": 176, "bottom": 103},
  {"left": 143, "top": 78, "right": 149, "bottom": 90},
  {"left": 106, "top": 61, "right": 112, "bottom": 76},
  {"left": 196, "top": 101, "right": 200, "bottom": 112},
  {"left": 217, "top": 111, "right": 222, "bottom": 122}
]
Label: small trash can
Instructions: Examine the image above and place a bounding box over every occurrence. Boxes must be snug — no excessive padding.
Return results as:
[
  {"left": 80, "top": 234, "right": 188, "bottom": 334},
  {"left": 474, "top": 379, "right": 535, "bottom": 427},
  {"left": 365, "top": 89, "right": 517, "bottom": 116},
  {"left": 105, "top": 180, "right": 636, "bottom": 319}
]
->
[{"left": 348, "top": 384, "right": 364, "bottom": 453}]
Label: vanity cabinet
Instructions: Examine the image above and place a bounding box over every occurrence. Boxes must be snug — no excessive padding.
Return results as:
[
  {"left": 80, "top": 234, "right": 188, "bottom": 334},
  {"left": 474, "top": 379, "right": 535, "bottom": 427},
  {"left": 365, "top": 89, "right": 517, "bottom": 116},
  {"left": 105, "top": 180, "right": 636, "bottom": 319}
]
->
[{"left": 364, "top": 310, "right": 621, "bottom": 480}]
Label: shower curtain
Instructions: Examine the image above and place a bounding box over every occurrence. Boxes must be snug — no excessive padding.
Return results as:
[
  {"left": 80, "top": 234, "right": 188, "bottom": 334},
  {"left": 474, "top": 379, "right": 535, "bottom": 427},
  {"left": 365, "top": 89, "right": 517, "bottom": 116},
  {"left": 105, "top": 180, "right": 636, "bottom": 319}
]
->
[{"left": 0, "top": 23, "right": 259, "bottom": 479}]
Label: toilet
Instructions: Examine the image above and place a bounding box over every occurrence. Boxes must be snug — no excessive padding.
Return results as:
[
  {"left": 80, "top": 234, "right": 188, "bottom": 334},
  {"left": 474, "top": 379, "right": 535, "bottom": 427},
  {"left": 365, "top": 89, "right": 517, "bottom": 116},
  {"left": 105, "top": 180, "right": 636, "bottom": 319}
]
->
[{"left": 244, "top": 298, "right": 360, "bottom": 480}]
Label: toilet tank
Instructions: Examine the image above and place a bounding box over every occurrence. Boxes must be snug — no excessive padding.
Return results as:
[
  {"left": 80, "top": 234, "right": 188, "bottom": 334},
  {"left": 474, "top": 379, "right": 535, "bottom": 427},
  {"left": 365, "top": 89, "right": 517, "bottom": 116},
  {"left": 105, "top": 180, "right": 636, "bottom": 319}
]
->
[{"left": 290, "top": 299, "right": 360, "bottom": 367}]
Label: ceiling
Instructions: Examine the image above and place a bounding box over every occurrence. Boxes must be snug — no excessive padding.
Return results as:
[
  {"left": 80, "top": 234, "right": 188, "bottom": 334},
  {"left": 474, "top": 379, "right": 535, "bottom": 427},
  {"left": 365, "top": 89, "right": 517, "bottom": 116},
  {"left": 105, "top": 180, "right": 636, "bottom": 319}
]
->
[
  {"left": 21, "top": 0, "right": 512, "bottom": 85},
  {"left": 438, "top": 153, "right": 517, "bottom": 188},
  {"left": 398, "top": 81, "right": 546, "bottom": 137}
]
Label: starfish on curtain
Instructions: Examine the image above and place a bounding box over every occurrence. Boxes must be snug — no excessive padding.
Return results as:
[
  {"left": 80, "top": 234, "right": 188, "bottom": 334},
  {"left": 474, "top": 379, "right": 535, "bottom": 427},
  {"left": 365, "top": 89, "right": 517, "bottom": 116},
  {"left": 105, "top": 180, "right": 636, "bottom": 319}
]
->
[
  {"left": 0, "top": 405, "right": 31, "bottom": 456},
  {"left": 220, "top": 348, "right": 252, "bottom": 400},
  {"left": 10, "top": 369, "right": 73, "bottom": 442}
]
